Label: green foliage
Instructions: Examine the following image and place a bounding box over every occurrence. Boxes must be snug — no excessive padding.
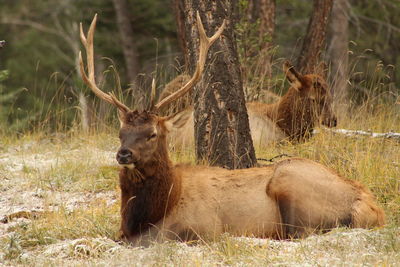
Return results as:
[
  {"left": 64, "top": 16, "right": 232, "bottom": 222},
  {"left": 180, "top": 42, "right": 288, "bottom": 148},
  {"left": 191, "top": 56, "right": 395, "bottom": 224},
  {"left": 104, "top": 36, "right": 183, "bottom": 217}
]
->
[
  {"left": 0, "top": 0, "right": 398, "bottom": 133},
  {"left": 0, "top": 0, "right": 178, "bottom": 133},
  {"left": 236, "top": 0, "right": 278, "bottom": 101},
  {"left": 345, "top": 0, "right": 400, "bottom": 103},
  {"left": 0, "top": 70, "right": 26, "bottom": 132}
]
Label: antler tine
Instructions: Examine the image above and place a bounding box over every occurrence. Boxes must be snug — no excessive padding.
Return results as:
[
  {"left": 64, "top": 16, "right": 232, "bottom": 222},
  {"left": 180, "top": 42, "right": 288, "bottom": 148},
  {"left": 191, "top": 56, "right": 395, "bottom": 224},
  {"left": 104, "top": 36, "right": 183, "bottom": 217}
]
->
[
  {"left": 149, "top": 78, "right": 157, "bottom": 109},
  {"left": 79, "top": 14, "right": 130, "bottom": 113},
  {"left": 154, "top": 11, "right": 226, "bottom": 111}
]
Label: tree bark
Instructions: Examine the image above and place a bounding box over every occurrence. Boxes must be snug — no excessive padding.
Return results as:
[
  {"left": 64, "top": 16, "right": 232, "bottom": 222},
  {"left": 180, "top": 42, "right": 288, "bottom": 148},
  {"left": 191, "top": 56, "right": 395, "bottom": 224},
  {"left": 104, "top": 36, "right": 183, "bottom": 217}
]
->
[
  {"left": 327, "top": 0, "right": 349, "bottom": 103},
  {"left": 173, "top": 0, "right": 189, "bottom": 69},
  {"left": 297, "top": 0, "right": 333, "bottom": 74},
  {"left": 245, "top": 0, "right": 275, "bottom": 91},
  {"left": 246, "top": 0, "right": 259, "bottom": 23},
  {"left": 181, "top": 0, "right": 257, "bottom": 169},
  {"left": 112, "top": 0, "right": 140, "bottom": 88},
  {"left": 259, "top": 0, "right": 275, "bottom": 87},
  {"left": 259, "top": 0, "right": 275, "bottom": 44}
]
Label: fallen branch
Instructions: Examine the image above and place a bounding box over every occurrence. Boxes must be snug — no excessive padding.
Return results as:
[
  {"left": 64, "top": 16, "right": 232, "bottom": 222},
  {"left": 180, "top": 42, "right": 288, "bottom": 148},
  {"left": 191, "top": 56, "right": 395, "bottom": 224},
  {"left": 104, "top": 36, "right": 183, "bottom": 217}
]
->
[
  {"left": 257, "top": 153, "right": 292, "bottom": 162},
  {"left": 0, "top": 209, "right": 44, "bottom": 223},
  {"left": 319, "top": 128, "right": 400, "bottom": 142}
]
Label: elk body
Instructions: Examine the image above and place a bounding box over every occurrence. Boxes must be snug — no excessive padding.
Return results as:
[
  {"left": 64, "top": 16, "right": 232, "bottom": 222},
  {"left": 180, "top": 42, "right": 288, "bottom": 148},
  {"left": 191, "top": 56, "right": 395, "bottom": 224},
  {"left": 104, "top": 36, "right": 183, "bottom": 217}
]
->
[
  {"left": 167, "top": 63, "right": 338, "bottom": 149},
  {"left": 79, "top": 15, "right": 384, "bottom": 245},
  {"left": 248, "top": 62, "right": 337, "bottom": 145}
]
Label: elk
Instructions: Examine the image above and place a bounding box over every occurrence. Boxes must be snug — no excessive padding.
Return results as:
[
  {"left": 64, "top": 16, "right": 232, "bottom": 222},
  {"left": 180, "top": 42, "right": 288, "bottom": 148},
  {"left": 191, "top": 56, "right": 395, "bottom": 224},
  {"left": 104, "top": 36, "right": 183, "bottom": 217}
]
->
[
  {"left": 247, "top": 62, "right": 338, "bottom": 145},
  {"left": 166, "top": 62, "right": 338, "bottom": 149},
  {"left": 79, "top": 14, "right": 384, "bottom": 245}
]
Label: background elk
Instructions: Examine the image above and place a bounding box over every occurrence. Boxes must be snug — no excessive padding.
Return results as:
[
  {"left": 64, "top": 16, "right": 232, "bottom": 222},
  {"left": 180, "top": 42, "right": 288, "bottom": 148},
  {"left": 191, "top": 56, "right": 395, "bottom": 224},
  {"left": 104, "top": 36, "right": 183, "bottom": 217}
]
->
[
  {"left": 165, "top": 62, "right": 338, "bottom": 149},
  {"left": 79, "top": 14, "right": 384, "bottom": 245},
  {"left": 248, "top": 61, "right": 338, "bottom": 145}
]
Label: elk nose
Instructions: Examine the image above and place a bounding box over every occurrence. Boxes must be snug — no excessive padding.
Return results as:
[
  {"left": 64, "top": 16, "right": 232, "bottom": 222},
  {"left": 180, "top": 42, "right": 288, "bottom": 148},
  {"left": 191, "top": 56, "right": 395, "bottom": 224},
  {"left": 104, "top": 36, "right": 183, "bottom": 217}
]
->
[{"left": 116, "top": 148, "right": 133, "bottom": 164}]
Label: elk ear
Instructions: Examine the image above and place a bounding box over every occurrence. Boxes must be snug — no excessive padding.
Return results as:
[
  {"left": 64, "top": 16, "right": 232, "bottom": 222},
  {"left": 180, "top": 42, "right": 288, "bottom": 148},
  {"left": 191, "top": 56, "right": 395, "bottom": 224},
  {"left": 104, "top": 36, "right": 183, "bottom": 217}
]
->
[
  {"left": 283, "top": 61, "right": 303, "bottom": 90},
  {"left": 164, "top": 108, "right": 193, "bottom": 132}
]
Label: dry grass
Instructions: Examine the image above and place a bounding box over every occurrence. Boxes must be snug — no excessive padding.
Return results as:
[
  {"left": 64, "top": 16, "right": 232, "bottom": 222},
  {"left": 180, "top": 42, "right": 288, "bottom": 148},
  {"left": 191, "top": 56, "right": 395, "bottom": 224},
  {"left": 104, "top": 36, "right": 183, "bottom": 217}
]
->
[{"left": 0, "top": 98, "right": 399, "bottom": 266}]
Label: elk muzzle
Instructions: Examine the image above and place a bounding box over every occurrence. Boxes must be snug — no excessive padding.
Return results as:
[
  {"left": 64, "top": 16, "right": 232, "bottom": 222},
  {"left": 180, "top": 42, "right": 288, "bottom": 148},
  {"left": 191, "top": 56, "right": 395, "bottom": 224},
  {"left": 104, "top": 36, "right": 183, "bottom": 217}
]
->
[{"left": 116, "top": 148, "right": 137, "bottom": 169}]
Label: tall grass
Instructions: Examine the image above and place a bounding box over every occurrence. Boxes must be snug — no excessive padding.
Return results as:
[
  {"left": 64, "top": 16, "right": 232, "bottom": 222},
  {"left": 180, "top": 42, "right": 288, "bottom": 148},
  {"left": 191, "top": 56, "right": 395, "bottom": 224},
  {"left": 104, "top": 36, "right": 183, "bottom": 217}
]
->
[{"left": 0, "top": 30, "right": 399, "bottom": 266}]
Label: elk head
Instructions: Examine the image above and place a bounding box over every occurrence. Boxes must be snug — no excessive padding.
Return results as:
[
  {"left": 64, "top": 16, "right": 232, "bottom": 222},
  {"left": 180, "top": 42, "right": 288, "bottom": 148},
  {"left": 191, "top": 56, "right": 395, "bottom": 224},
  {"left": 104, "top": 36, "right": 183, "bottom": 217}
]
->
[
  {"left": 79, "top": 14, "right": 225, "bottom": 169},
  {"left": 283, "top": 61, "right": 337, "bottom": 128}
]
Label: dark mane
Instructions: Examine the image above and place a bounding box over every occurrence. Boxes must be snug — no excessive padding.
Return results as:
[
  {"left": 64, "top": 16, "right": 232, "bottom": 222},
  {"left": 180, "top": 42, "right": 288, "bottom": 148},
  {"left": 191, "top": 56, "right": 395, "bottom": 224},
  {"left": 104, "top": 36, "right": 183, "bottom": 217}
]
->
[
  {"left": 119, "top": 124, "right": 181, "bottom": 238},
  {"left": 119, "top": 166, "right": 179, "bottom": 237}
]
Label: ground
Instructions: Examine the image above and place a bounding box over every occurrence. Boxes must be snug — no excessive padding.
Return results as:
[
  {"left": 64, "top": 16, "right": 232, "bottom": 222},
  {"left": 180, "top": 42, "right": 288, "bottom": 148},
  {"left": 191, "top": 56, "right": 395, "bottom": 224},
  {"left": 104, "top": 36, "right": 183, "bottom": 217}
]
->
[{"left": 0, "top": 126, "right": 399, "bottom": 266}]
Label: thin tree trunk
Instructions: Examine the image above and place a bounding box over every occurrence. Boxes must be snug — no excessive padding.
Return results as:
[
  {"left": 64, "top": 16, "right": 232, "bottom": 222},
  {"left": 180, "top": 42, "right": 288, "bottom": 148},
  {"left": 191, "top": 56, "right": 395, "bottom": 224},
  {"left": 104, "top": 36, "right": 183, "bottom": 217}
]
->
[
  {"left": 112, "top": 0, "right": 140, "bottom": 88},
  {"left": 259, "top": 0, "right": 275, "bottom": 44},
  {"left": 181, "top": 0, "right": 257, "bottom": 169},
  {"left": 247, "top": 0, "right": 259, "bottom": 23},
  {"left": 245, "top": 0, "right": 275, "bottom": 91},
  {"left": 297, "top": 0, "right": 333, "bottom": 74},
  {"left": 327, "top": 0, "right": 349, "bottom": 104},
  {"left": 79, "top": 92, "right": 91, "bottom": 132},
  {"left": 173, "top": 0, "right": 189, "bottom": 69},
  {"left": 259, "top": 0, "right": 275, "bottom": 88}
]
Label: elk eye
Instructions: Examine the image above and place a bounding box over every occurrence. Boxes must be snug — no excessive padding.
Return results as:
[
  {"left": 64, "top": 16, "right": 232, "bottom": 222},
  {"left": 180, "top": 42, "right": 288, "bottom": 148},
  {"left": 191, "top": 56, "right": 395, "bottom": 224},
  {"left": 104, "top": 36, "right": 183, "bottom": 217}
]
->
[{"left": 148, "top": 133, "right": 157, "bottom": 140}]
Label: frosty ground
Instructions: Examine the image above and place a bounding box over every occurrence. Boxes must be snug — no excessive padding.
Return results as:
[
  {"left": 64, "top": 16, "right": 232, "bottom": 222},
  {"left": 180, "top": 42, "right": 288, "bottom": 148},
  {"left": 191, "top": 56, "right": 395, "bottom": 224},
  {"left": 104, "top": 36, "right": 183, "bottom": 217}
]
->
[{"left": 0, "top": 135, "right": 399, "bottom": 266}]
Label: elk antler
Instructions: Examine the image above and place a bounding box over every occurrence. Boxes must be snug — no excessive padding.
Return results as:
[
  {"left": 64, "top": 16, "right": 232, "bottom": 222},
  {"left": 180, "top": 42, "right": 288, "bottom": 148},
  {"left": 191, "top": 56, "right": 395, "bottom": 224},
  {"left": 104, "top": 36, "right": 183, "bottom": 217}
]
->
[
  {"left": 153, "top": 11, "right": 226, "bottom": 111},
  {"left": 79, "top": 14, "right": 130, "bottom": 113}
]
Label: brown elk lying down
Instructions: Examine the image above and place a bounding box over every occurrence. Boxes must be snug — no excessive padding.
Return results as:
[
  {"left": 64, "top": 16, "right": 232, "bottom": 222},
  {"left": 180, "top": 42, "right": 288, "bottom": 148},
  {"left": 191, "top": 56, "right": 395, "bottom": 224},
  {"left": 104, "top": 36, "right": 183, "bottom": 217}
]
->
[
  {"left": 79, "top": 15, "right": 384, "bottom": 246},
  {"left": 248, "top": 62, "right": 338, "bottom": 144},
  {"left": 167, "top": 62, "right": 338, "bottom": 149}
]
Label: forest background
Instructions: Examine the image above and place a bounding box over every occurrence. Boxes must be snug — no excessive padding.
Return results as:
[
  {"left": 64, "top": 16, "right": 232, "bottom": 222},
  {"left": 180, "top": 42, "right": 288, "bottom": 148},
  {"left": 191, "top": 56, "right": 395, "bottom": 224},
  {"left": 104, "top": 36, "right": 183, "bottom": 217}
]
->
[
  {"left": 0, "top": 0, "right": 399, "bottom": 134},
  {"left": 0, "top": 1, "right": 399, "bottom": 265}
]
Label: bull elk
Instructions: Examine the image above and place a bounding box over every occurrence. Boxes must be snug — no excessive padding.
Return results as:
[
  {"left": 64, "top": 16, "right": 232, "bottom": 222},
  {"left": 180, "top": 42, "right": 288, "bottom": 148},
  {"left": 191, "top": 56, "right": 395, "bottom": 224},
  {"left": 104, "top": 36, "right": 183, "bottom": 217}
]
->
[
  {"left": 167, "top": 62, "right": 338, "bottom": 149},
  {"left": 79, "top": 14, "right": 384, "bottom": 245}
]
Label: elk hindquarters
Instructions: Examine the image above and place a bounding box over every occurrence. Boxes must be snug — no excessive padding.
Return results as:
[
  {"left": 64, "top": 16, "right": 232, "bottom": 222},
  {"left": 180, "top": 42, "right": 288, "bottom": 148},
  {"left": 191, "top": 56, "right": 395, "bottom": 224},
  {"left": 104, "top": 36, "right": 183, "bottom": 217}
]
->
[{"left": 266, "top": 158, "right": 361, "bottom": 238}]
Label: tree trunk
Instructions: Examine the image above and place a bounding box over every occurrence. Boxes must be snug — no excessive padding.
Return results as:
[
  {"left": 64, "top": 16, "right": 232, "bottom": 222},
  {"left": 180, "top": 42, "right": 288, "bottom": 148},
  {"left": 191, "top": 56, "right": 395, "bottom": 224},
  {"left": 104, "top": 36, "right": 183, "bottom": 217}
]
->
[
  {"left": 259, "top": 0, "right": 275, "bottom": 44},
  {"left": 173, "top": 0, "right": 189, "bottom": 69},
  {"left": 112, "top": 0, "right": 140, "bottom": 88},
  {"left": 297, "top": 0, "right": 333, "bottom": 74},
  {"left": 244, "top": 0, "right": 275, "bottom": 92},
  {"left": 246, "top": 0, "right": 259, "bottom": 23},
  {"left": 327, "top": 0, "right": 349, "bottom": 104},
  {"left": 181, "top": 0, "right": 257, "bottom": 169},
  {"left": 259, "top": 0, "right": 275, "bottom": 88}
]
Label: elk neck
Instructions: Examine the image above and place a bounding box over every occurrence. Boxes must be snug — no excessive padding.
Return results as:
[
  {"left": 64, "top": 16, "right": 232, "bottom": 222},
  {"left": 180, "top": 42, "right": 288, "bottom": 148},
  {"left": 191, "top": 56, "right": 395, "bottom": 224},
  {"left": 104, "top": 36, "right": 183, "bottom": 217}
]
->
[
  {"left": 119, "top": 134, "right": 182, "bottom": 237},
  {"left": 274, "top": 88, "right": 316, "bottom": 140}
]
